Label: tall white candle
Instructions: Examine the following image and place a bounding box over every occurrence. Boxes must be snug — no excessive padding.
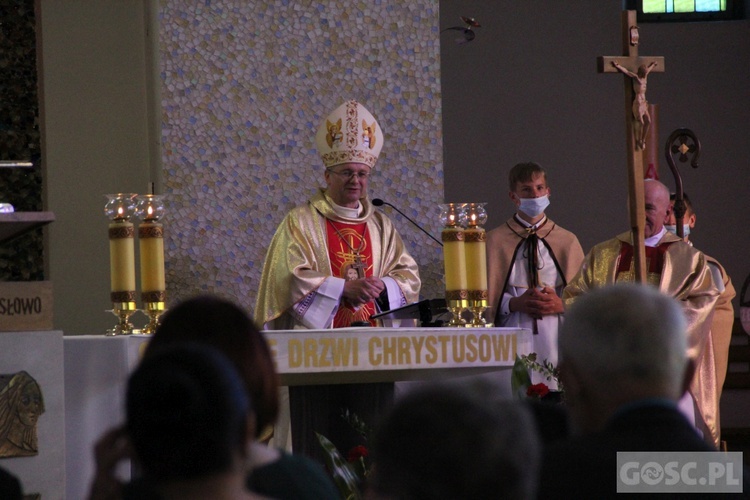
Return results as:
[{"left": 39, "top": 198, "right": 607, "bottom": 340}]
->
[
  {"left": 442, "top": 227, "right": 467, "bottom": 292},
  {"left": 464, "top": 227, "right": 488, "bottom": 291},
  {"left": 139, "top": 221, "right": 165, "bottom": 295},
  {"left": 109, "top": 220, "right": 136, "bottom": 296}
]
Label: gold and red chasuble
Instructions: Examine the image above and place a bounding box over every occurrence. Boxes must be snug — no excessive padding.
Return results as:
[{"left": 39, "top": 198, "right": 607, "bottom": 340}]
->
[
  {"left": 326, "top": 220, "right": 377, "bottom": 327},
  {"left": 615, "top": 242, "right": 674, "bottom": 287}
]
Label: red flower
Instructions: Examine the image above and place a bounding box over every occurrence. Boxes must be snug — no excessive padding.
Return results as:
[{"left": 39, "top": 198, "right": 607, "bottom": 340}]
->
[
  {"left": 526, "top": 383, "right": 550, "bottom": 399},
  {"left": 346, "top": 445, "right": 369, "bottom": 463}
]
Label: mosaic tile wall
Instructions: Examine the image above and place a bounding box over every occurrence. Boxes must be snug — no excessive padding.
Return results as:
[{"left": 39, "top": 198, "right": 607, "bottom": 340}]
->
[
  {"left": 159, "top": 0, "right": 444, "bottom": 316},
  {"left": 0, "top": 0, "right": 44, "bottom": 281}
]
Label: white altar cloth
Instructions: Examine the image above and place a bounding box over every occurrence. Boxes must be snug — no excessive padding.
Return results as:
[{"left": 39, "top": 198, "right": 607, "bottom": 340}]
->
[
  {"left": 62, "top": 327, "right": 531, "bottom": 498},
  {"left": 0, "top": 331, "right": 65, "bottom": 500},
  {"left": 63, "top": 334, "right": 150, "bottom": 500}
]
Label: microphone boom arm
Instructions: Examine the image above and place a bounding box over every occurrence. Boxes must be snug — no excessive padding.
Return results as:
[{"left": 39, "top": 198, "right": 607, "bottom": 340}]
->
[{"left": 372, "top": 199, "right": 443, "bottom": 247}]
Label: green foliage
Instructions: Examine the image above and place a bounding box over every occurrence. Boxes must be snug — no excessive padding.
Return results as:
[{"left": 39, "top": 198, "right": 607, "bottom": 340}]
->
[
  {"left": 316, "top": 409, "right": 373, "bottom": 499},
  {"left": 512, "top": 353, "right": 564, "bottom": 398},
  {"left": 315, "top": 432, "right": 362, "bottom": 500},
  {"left": 511, "top": 354, "right": 533, "bottom": 400},
  {"left": 520, "top": 352, "right": 563, "bottom": 391},
  {"left": 341, "top": 408, "right": 372, "bottom": 442}
]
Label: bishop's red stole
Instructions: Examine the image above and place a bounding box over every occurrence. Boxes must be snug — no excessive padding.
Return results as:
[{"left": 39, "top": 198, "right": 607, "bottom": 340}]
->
[
  {"left": 326, "top": 220, "right": 377, "bottom": 327},
  {"left": 616, "top": 241, "right": 674, "bottom": 287}
]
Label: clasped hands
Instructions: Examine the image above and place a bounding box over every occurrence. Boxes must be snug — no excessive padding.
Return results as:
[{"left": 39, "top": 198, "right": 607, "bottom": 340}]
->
[
  {"left": 509, "top": 286, "right": 564, "bottom": 319},
  {"left": 342, "top": 276, "right": 384, "bottom": 307}
]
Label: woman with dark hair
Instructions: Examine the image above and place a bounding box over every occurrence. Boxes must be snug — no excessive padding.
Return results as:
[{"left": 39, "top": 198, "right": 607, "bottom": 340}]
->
[
  {"left": 125, "top": 343, "right": 260, "bottom": 499},
  {"left": 89, "top": 295, "right": 338, "bottom": 500},
  {"left": 146, "top": 295, "right": 280, "bottom": 445}
]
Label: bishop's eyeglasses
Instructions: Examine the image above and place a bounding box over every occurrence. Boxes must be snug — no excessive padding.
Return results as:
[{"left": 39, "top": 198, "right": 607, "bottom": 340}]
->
[{"left": 326, "top": 168, "right": 371, "bottom": 180}]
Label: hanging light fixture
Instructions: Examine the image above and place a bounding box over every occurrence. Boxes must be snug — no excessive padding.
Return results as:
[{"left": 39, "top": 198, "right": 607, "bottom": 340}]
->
[{"left": 441, "top": 16, "right": 481, "bottom": 45}]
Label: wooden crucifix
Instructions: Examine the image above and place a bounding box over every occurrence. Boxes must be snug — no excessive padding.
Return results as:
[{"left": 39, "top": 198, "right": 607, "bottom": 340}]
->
[{"left": 598, "top": 10, "right": 665, "bottom": 283}]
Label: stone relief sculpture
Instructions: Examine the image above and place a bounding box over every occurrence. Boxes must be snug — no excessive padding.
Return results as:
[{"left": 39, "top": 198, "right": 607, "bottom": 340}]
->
[{"left": 0, "top": 371, "right": 45, "bottom": 458}]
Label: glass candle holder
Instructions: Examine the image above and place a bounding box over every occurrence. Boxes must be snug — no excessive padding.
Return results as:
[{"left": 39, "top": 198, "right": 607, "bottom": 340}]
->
[
  {"left": 463, "top": 203, "right": 491, "bottom": 327},
  {"left": 439, "top": 203, "right": 468, "bottom": 326},
  {"left": 135, "top": 194, "right": 167, "bottom": 334},
  {"left": 104, "top": 193, "right": 138, "bottom": 335}
]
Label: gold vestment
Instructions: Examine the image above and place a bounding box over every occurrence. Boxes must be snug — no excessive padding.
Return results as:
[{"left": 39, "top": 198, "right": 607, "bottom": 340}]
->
[
  {"left": 255, "top": 189, "right": 420, "bottom": 329},
  {"left": 702, "top": 254, "right": 736, "bottom": 447},
  {"left": 564, "top": 231, "right": 721, "bottom": 447}
]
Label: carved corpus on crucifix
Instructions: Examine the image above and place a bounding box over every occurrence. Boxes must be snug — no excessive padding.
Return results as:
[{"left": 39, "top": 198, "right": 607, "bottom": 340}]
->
[{"left": 598, "top": 10, "right": 665, "bottom": 283}]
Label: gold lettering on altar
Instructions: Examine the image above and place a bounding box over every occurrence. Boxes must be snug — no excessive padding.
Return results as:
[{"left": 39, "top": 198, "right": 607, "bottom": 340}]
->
[
  {"left": 425, "top": 336, "right": 439, "bottom": 364},
  {"left": 436, "top": 335, "right": 451, "bottom": 362},
  {"left": 365, "top": 333, "right": 518, "bottom": 366},
  {"left": 304, "top": 338, "right": 317, "bottom": 367},
  {"left": 287, "top": 338, "right": 359, "bottom": 368},
  {"left": 279, "top": 332, "right": 521, "bottom": 370},
  {"left": 411, "top": 335, "right": 426, "bottom": 363}
]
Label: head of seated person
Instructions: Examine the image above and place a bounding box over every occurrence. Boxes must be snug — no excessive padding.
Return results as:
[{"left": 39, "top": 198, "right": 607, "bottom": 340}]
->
[
  {"left": 667, "top": 191, "right": 696, "bottom": 241},
  {"left": 558, "top": 282, "right": 692, "bottom": 433},
  {"left": 126, "top": 343, "right": 254, "bottom": 495},
  {"left": 368, "top": 380, "right": 541, "bottom": 500},
  {"left": 146, "top": 295, "right": 279, "bottom": 440}
]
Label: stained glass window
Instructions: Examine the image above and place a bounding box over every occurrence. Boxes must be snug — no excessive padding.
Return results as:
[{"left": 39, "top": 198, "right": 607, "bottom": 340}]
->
[
  {"left": 641, "top": 0, "right": 726, "bottom": 14},
  {"left": 628, "top": 0, "right": 742, "bottom": 21}
]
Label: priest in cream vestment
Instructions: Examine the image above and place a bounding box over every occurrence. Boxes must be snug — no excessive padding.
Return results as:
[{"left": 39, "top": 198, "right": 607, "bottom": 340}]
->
[
  {"left": 255, "top": 100, "right": 420, "bottom": 463},
  {"left": 564, "top": 180, "right": 721, "bottom": 447},
  {"left": 665, "top": 192, "right": 736, "bottom": 448}
]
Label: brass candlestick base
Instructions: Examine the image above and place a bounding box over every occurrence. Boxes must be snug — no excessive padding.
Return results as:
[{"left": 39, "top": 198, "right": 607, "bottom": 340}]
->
[
  {"left": 466, "top": 299, "right": 493, "bottom": 328},
  {"left": 141, "top": 301, "right": 166, "bottom": 334},
  {"left": 106, "top": 301, "right": 137, "bottom": 336},
  {"left": 446, "top": 298, "right": 468, "bottom": 327}
]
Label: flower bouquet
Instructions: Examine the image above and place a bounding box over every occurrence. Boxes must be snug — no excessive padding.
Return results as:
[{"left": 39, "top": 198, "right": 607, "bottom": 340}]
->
[
  {"left": 316, "top": 409, "right": 372, "bottom": 500},
  {"left": 511, "top": 352, "right": 564, "bottom": 403}
]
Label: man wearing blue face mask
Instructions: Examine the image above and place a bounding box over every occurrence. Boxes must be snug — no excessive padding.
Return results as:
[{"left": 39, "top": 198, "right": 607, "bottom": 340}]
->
[
  {"left": 486, "top": 162, "right": 584, "bottom": 389},
  {"left": 665, "top": 192, "right": 697, "bottom": 240}
]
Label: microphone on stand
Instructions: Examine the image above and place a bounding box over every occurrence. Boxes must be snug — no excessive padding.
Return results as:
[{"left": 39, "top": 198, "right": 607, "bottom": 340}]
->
[{"left": 372, "top": 198, "right": 443, "bottom": 247}]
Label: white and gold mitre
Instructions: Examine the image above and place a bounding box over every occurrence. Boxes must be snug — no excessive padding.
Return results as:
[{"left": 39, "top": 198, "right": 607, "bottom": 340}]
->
[{"left": 315, "top": 100, "right": 384, "bottom": 169}]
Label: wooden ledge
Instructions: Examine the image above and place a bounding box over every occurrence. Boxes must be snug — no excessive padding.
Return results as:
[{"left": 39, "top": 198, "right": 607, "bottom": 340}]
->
[{"left": 0, "top": 211, "right": 56, "bottom": 245}]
